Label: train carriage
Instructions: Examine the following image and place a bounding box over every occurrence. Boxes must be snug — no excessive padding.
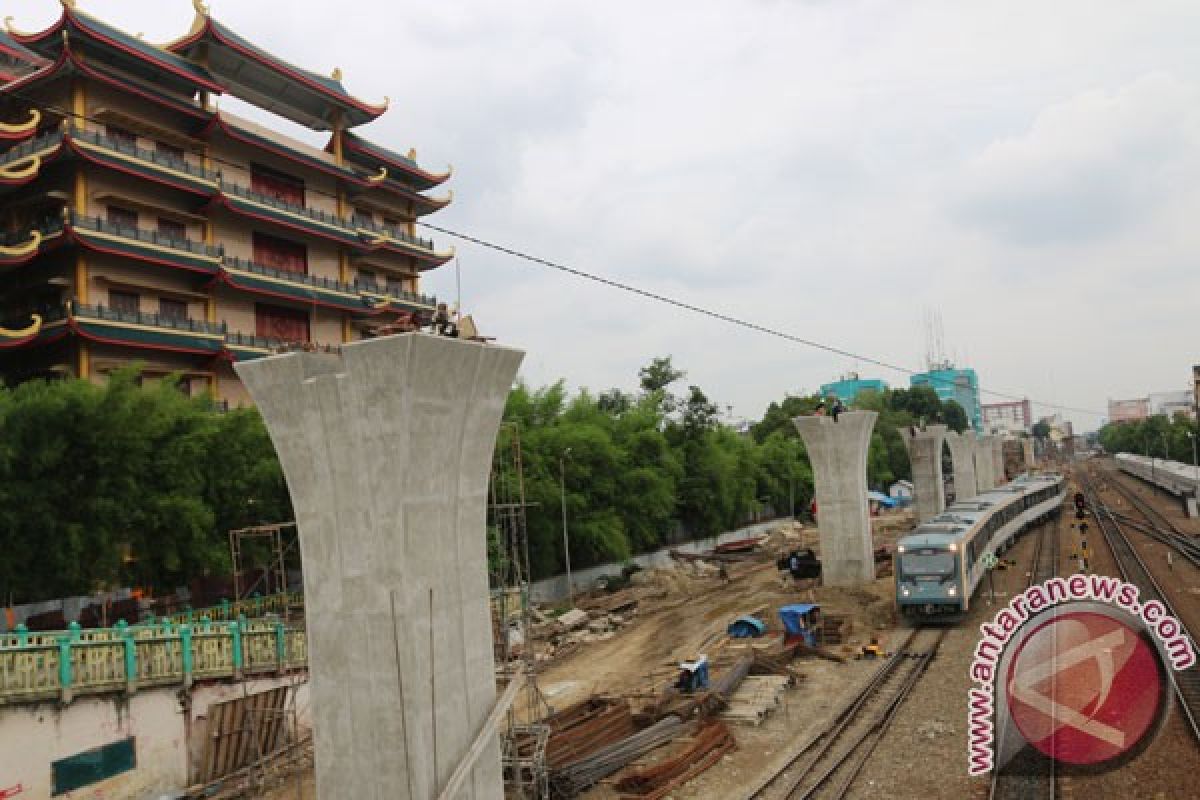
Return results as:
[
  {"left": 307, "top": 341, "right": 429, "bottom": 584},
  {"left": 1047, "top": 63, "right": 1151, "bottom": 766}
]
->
[{"left": 896, "top": 473, "right": 1066, "bottom": 619}]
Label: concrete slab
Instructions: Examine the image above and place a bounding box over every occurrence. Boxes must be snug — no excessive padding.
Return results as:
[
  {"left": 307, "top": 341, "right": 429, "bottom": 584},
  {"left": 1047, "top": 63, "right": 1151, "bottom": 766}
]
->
[
  {"left": 944, "top": 432, "right": 978, "bottom": 501},
  {"left": 898, "top": 424, "right": 947, "bottom": 523},
  {"left": 236, "top": 334, "right": 523, "bottom": 800},
  {"left": 792, "top": 411, "right": 877, "bottom": 586}
]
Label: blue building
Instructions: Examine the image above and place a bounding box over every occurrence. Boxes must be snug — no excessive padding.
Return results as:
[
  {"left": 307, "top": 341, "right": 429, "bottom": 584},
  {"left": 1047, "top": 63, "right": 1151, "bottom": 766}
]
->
[
  {"left": 820, "top": 374, "right": 889, "bottom": 404},
  {"left": 910, "top": 365, "right": 982, "bottom": 431}
]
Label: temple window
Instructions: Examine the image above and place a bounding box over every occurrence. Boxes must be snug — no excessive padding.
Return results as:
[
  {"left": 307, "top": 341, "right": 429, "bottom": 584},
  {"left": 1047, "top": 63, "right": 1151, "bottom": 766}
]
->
[
  {"left": 250, "top": 164, "right": 305, "bottom": 206},
  {"left": 252, "top": 232, "right": 308, "bottom": 275}
]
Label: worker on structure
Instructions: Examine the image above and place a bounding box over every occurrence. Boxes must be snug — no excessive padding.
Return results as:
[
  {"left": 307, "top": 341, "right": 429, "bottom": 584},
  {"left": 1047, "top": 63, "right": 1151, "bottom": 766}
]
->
[
  {"left": 430, "top": 303, "right": 459, "bottom": 337},
  {"left": 814, "top": 401, "right": 826, "bottom": 417},
  {"left": 831, "top": 398, "right": 846, "bottom": 422}
]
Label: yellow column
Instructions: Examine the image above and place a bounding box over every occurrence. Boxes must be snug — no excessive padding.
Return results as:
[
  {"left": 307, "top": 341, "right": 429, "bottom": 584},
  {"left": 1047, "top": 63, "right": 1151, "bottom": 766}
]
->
[
  {"left": 71, "top": 78, "right": 90, "bottom": 379},
  {"left": 205, "top": 213, "right": 217, "bottom": 324},
  {"left": 78, "top": 342, "right": 90, "bottom": 380}
]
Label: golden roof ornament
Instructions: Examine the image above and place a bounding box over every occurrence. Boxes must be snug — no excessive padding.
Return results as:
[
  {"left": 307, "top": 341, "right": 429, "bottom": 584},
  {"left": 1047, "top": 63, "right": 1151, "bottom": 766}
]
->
[
  {"left": 331, "top": 67, "right": 343, "bottom": 81},
  {"left": 193, "top": 0, "right": 211, "bottom": 16},
  {"left": 0, "top": 315, "right": 43, "bottom": 340}
]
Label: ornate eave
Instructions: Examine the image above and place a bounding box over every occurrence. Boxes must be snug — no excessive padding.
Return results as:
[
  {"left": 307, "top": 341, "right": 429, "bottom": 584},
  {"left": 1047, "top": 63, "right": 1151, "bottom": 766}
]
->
[
  {"left": 66, "top": 213, "right": 223, "bottom": 276},
  {"left": 169, "top": 9, "right": 385, "bottom": 131},
  {"left": 334, "top": 132, "right": 451, "bottom": 190},
  {"left": 66, "top": 127, "right": 218, "bottom": 197},
  {"left": 217, "top": 259, "right": 436, "bottom": 317},
  {"left": 7, "top": 7, "right": 221, "bottom": 95}
]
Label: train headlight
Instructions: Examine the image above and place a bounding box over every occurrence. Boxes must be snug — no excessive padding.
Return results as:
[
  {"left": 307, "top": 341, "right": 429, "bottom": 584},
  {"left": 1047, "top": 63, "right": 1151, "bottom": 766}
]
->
[
  {"left": 897, "top": 545, "right": 905, "bottom": 553},
  {"left": 948, "top": 586, "right": 957, "bottom": 596},
  {"left": 947, "top": 542, "right": 957, "bottom": 552},
  {"left": 901, "top": 587, "right": 910, "bottom": 596}
]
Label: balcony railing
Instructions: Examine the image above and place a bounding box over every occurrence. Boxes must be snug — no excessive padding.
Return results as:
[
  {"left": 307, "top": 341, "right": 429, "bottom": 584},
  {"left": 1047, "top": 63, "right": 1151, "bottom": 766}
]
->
[
  {"left": 70, "top": 212, "right": 225, "bottom": 259},
  {"left": 69, "top": 126, "right": 218, "bottom": 182},
  {"left": 225, "top": 256, "right": 437, "bottom": 308},
  {"left": 0, "top": 618, "right": 306, "bottom": 704},
  {"left": 224, "top": 331, "right": 339, "bottom": 354},
  {"left": 0, "top": 130, "right": 63, "bottom": 169},
  {"left": 73, "top": 302, "right": 228, "bottom": 336},
  {"left": 353, "top": 216, "right": 437, "bottom": 251},
  {"left": 221, "top": 181, "right": 349, "bottom": 230}
]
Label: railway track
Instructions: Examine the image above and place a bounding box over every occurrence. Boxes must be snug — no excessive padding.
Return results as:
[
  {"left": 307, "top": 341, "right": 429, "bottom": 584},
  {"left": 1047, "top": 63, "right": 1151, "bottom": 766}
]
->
[
  {"left": 988, "top": 518, "right": 1059, "bottom": 800},
  {"left": 1100, "top": 466, "right": 1200, "bottom": 569},
  {"left": 749, "top": 627, "right": 945, "bottom": 800},
  {"left": 1079, "top": 473, "right": 1200, "bottom": 744}
]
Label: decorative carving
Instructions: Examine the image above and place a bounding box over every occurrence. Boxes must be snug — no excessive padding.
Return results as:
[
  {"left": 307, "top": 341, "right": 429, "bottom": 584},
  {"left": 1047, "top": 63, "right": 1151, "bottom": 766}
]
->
[
  {"left": 331, "top": 67, "right": 343, "bottom": 81},
  {"left": 0, "top": 315, "right": 43, "bottom": 340},
  {"left": 193, "top": 0, "right": 211, "bottom": 16},
  {"left": 366, "top": 167, "right": 388, "bottom": 185},
  {"left": 0, "top": 156, "right": 42, "bottom": 181},
  {"left": 0, "top": 231, "right": 43, "bottom": 258},
  {"left": 0, "top": 109, "right": 41, "bottom": 136}
]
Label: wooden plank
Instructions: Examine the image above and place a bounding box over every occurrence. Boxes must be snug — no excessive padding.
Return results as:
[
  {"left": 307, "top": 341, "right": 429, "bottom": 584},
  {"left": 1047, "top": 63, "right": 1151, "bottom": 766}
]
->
[
  {"left": 199, "top": 700, "right": 223, "bottom": 782},
  {"left": 434, "top": 668, "right": 524, "bottom": 800}
]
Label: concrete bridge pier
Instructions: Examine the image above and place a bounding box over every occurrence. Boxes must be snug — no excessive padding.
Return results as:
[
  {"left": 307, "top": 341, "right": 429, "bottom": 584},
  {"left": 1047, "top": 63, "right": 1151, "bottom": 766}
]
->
[
  {"left": 1022, "top": 438, "right": 1035, "bottom": 471},
  {"left": 974, "top": 435, "right": 996, "bottom": 491},
  {"left": 793, "top": 411, "right": 878, "bottom": 586},
  {"left": 237, "top": 334, "right": 523, "bottom": 800},
  {"left": 944, "top": 431, "right": 978, "bottom": 501},
  {"left": 992, "top": 437, "right": 1006, "bottom": 484},
  {"left": 898, "top": 424, "right": 947, "bottom": 523}
]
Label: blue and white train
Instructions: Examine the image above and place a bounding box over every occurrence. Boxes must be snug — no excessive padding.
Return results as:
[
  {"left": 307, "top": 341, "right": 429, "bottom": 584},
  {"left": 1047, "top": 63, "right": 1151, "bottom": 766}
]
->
[
  {"left": 1116, "top": 452, "right": 1200, "bottom": 497},
  {"left": 895, "top": 473, "right": 1067, "bottom": 618}
]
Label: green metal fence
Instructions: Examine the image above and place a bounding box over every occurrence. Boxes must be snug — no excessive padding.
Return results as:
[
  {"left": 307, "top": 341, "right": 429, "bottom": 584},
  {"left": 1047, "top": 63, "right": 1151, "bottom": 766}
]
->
[{"left": 0, "top": 616, "right": 307, "bottom": 705}]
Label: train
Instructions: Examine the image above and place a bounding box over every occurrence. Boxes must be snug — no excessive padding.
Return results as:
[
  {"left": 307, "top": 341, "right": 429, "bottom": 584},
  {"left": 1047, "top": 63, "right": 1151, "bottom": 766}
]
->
[
  {"left": 1116, "top": 452, "right": 1200, "bottom": 497},
  {"left": 895, "top": 472, "right": 1067, "bottom": 618}
]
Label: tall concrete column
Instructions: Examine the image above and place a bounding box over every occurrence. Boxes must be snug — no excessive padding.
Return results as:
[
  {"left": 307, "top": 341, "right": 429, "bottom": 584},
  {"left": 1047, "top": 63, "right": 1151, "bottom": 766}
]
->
[
  {"left": 236, "top": 334, "right": 523, "bottom": 800},
  {"left": 793, "top": 411, "right": 877, "bottom": 586},
  {"left": 945, "top": 431, "right": 978, "bottom": 501},
  {"left": 992, "top": 438, "right": 1006, "bottom": 485},
  {"left": 898, "top": 424, "right": 947, "bottom": 523},
  {"left": 974, "top": 435, "right": 996, "bottom": 491},
  {"left": 1022, "top": 438, "right": 1035, "bottom": 471}
]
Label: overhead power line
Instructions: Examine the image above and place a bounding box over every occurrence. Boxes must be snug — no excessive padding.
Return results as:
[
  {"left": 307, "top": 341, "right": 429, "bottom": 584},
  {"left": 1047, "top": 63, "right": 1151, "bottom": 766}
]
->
[
  {"left": 417, "top": 221, "right": 1106, "bottom": 419},
  {"left": 6, "top": 90, "right": 1103, "bottom": 418}
]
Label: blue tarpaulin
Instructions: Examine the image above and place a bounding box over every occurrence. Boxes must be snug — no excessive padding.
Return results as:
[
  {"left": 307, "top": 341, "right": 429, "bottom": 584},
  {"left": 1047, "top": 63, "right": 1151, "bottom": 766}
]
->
[
  {"left": 727, "top": 615, "right": 767, "bottom": 638},
  {"left": 779, "top": 603, "right": 820, "bottom": 647},
  {"left": 868, "top": 491, "right": 897, "bottom": 508}
]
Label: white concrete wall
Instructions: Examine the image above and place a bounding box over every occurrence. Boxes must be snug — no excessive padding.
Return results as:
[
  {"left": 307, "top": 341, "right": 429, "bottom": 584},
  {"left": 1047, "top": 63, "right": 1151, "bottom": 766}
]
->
[
  {"left": 237, "top": 334, "right": 522, "bottom": 800},
  {"left": 0, "top": 677, "right": 309, "bottom": 799}
]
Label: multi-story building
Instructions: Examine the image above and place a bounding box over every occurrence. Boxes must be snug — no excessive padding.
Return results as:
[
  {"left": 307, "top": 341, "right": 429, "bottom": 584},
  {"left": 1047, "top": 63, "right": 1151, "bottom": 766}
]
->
[
  {"left": 0, "top": 3, "right": 451, "bottom": 406},
  {"left": 909, "top": 362, "right": 982, "bottom": 431},
  {"left": 818, "top": 372, "right": 887, "bottom": 404},
  {"left": 1108, "top": 398, "right": 1149, "bottom": 423},
  {"left": 982, "top": 397, "right": 1032, "bottom": 435},
  {"left": 1148, "top": 390, "right": 1194, "bottom": 419}
]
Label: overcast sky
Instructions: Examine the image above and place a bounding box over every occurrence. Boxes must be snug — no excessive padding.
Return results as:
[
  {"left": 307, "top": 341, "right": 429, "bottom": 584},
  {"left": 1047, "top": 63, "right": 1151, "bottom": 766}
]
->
[{"left": 30, "top": 1, "right": 1200, "bottom": 430}]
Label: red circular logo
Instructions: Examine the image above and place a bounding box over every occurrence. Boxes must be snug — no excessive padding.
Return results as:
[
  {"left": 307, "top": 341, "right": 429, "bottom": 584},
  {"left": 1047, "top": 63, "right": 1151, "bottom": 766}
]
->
[{"left": 1005, "top": 611, "right": 1165, "bottom": 766}]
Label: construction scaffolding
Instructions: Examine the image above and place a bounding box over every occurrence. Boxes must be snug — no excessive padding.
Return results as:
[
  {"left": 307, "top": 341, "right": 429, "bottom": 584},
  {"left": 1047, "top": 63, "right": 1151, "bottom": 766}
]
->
[
  {"left": 228, "top": 523, "right": 302, "bottom": 619},
  {"left": 489, "top": 424, "right": 552, "bottom": 799}
]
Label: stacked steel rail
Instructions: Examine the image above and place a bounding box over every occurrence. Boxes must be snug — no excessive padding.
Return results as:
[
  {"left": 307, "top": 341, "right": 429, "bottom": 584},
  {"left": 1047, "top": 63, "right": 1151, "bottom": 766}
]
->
[
  {"left": 989, "top": 516, "right": 1059, "bottom": 800},
  {"left": 1080, "top": 475, "right": 1200, "bottom": 744},
  {"left": 748, "top": 628, "right": 945, "bottom": 800}
]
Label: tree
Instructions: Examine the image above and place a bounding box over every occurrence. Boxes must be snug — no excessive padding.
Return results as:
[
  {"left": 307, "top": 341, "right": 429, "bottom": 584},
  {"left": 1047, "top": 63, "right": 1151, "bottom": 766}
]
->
[
  {"left": 1032, "top": 419, "right": 1051, "bottom": 440},
  {"left": 943, "top": 400, "right": 969, "bottom": 433},
  {"left": 638, "top": 357, "right": 684, "bottom": 393}
]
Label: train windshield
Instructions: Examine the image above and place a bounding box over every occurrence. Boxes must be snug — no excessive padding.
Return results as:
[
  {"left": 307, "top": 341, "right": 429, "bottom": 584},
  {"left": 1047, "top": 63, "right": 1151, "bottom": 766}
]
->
[{"left": 900, "top": 551, "right": 956, "bottom": 576}]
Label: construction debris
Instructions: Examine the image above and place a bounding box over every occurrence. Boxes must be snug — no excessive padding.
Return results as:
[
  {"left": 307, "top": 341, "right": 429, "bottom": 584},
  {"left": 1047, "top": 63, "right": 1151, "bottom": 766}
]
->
[{"left": 551, "top": 715, "right": 687, "bottom": 796}]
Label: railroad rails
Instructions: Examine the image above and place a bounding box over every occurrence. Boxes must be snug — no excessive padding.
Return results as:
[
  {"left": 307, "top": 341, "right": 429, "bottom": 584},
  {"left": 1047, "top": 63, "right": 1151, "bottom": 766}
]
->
[
  {"left": 1079, "top": 473, "right": 1200, "bottom": 745},
  {"left": 748, "top": 628, "right": 945, "bottom": 800},
  {"left": 1100, "top": 466, "right": 1200, "bottom": 570},
  {"left": 989, "top": 518, "right": 1060, "bottom": 800}
]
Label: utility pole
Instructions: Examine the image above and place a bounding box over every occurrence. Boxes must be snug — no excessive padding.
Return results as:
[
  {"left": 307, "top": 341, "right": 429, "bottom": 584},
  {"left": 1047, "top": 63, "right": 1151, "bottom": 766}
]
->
[
  {"left": 559, "top": 448, "right": 573, "bottom": 605},
  {"left": 1189, "top": 430, "right": 1198, "bottom": 482}
]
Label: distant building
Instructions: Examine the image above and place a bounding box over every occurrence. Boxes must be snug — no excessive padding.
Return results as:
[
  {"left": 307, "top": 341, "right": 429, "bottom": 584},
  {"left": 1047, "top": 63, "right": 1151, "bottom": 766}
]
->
[
  {"left": 888, "top": 480, "right": 913, "bottom": 500},
  {"left": 1108, "top": 398, "right": 1149, "bottom": 424},
  {"left": 982, "top": 398, "right": 1032, "bottom": 435},
  {"left": 1193, "top": 365, "right": 1200, "bottom": 418},
  {"left": 910, "top": 363, "right": 982, "bottom": 431},
  {"left": 1148, "top": 390, "right": 1195, "bottom": 419},
  {"left": 1038, "top": 414, "right": 1073, "bottom": 443},
  {"left": 819, "top": 372, "right": 888, "bottom": 403}
]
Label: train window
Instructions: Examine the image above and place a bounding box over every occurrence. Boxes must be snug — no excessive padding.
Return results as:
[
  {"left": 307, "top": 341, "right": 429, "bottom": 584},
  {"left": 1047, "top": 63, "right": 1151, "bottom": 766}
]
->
[{"left": 900, "top": 551, "right": 956, "bottom": 576}]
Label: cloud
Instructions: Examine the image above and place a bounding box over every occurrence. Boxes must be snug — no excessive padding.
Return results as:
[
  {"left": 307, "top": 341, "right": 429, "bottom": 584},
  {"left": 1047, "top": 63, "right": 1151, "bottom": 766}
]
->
[{"left": 951, "top": 73, "right": 1200, "bottom": 246}]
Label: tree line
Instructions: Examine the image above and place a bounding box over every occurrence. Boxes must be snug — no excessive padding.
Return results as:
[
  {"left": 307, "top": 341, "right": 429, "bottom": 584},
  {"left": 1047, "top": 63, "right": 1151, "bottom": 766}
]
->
[
  {"left": 0, "top": 369, "right": 291, "bottom": 605},
  {"left": 0, "top": 357, "right": 974, "bottom": 601},
  {"left": 1098, "top": 413, "right": 1200, "bottom": 463}
]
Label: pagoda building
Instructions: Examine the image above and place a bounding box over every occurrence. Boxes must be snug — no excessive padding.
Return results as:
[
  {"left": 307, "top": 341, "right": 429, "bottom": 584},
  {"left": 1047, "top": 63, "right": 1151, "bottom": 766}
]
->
[{"left": 0, "top": 0, "right": 452, "bottom": 406}]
